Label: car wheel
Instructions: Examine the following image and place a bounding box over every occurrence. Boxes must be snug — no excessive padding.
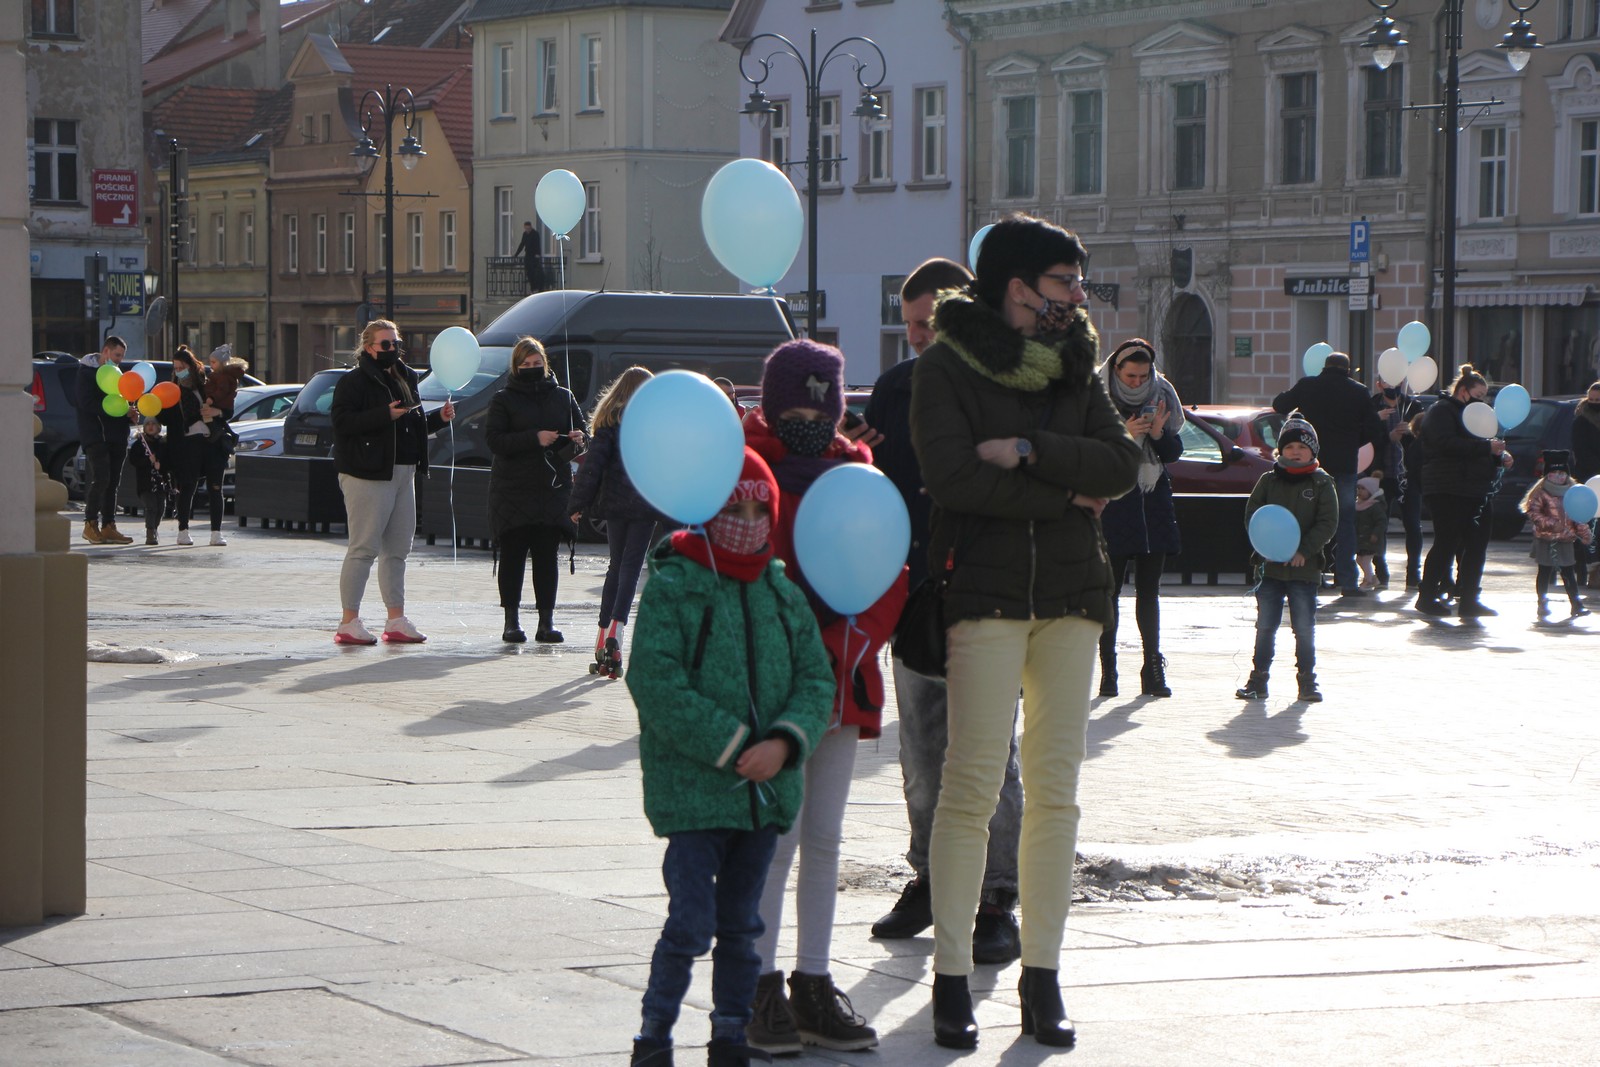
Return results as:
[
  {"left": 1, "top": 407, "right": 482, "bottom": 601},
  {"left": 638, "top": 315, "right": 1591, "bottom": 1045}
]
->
[
  {"left": 50, "top": 448, "right": 85, "bottom": 499},
  {"left": 580, "top": 515, "right": 607, "bottom": 544}
]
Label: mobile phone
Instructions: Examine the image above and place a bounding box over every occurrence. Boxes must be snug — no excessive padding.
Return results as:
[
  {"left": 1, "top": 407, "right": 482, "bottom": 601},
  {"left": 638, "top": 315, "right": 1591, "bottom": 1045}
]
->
[
  {"left": 1139, "top": 403, "right": 1159, "bottom": 417},
  {"left": 842, "top": 410, "right": 865, "bottom": 431}
]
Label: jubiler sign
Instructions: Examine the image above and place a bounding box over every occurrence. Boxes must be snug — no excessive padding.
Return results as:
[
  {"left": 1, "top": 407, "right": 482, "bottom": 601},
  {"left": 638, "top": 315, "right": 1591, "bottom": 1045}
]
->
[{"left": 1283, "top": 276, "right": 1351, "bottom": 297}]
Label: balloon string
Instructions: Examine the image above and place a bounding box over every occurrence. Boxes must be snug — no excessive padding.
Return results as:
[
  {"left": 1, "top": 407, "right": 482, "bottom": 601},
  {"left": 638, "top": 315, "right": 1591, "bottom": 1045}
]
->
[
  {"left": 556, "top": 234, "right": 572, "bottom": 390},
  {"left": 447, "top": 393, "right": 465, "bottom": 628}
]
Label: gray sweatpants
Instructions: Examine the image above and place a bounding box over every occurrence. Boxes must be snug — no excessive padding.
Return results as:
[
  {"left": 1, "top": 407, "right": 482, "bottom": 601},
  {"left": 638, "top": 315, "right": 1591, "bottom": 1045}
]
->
[{"left": 338, "top": 467, "right": 416, "bottom": 613}]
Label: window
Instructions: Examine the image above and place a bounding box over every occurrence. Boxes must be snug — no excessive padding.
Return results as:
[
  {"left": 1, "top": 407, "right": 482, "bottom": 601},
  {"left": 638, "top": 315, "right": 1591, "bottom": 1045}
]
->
[
  {"left": 580, "top": 181, "right": 601, "bottom": 259},
  {"left": 313, "top": 213, "right": 327, "bottom": 272},
  {"left": 495, "top": 186, "right": 514, "bottom": 255},
  {"left": 375, "top": 214, "right": 388, "bottom": 269},
  {"left": 766, "top": 99, "right": 791, "bottom": 170},
  {"left": 818, "top": 95, "right": 842, "bottom": 187},
  {"left": 212, "top": 213, "right": 226, "bottom": 265},
  {"left": 31, "top": 119, "right": 78, "bottom": 202},
  {"left": 440, "top": 211, "right": 457, "bottom": 270},
  {"left": 1364, "top": 64, "right": 1404, "bottom": 179},
  {"left": 1069, "top": 90, "right": 1102, "bottom": 195},
  {"left": 1478, "top": 126, "right": 1508, "bottom": 219},
  {"left": 408, "top": 212, "right": 423, "bottom": 270},
  {"left": 29, "top": 0, "right": 75, "bottom": 36},
  {"left": 340, "top": 213, "right": 355, "bottom": 271},
  {"left": 1173, "top": 82, "right": 1206, "bottom": 190},
  {"left": 1003, "top": 96, "right": 1036, "bottom": 199},
  {"left": 1581, "top": 120, "right": 1600, "bottom": 216},
  {"left": 582, "top": 34, "right": 602, "bottom": 110},
  {"left": 240, "top": 212, "right": 255, "bottom": 265},
  {"left": 537, "top": 38, "right": 558, "bottom": 112},
  {"left": 285, "top": 215, "right": 299, "bottom": 273},
  {"left": 862, "top": 91, "right": 892, "bottom": 184},
  {"left": 916, "top": 87, "right": 946, "bottom": 181},
  {"left": 495, "top": 43, "right": 514, "bottom": 117},
  {"left": 1280, "top": 72, "right": 1316, "bottom": 184}
]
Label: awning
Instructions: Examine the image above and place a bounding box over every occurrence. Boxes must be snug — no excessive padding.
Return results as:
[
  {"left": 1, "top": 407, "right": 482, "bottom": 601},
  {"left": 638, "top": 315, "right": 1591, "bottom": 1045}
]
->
[{"left": 1432, "top": 285, "right": 1594, "bottom": 308}]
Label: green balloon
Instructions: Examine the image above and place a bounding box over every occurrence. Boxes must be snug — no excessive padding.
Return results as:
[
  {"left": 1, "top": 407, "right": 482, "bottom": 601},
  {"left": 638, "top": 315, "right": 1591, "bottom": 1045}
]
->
[
  {"left": 101, "top": 395, "right": 130, "bottom": 417},
  {"left": 96, "top": 362, "right": 123, "bottom": 395}
]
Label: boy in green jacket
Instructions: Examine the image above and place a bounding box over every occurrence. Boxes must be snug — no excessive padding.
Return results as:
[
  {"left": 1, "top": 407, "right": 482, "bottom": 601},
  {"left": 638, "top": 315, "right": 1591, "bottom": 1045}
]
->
[
  {"left": 1237, "top": 411, "right": 1338, "bottom": 703},
  {"left": 625, "top": 447, "right": 833, "bottom": 1067}
]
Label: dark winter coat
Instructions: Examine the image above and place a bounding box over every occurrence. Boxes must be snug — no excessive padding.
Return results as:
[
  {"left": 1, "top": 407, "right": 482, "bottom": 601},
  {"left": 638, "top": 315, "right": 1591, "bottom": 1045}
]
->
[
  {"left": 74, "top": 355, "right": 132, "bottom": 447},
  {"left": 567, "top": 424, "right": 663, "bottom": 523},
  {"left": 1420, "top": 396, "right": 1502, "bottom": 500},
  {"left": 156, "top": 380, "right": 210, "bottom": 478},
  {"left": 1355, "top": 498, "right": 1388, "bottom": 554},
  {"left": 1573, "top": 400, "right": 1600, "bottom": 483},
  {"left": 910, "top": 293, "right": 1142, "bottom": 627},
  {"left": 203, "top": 362, "right": 247, "bottom": 418},
  {"left": 625, "top": 546, "right": 833, "bottom": 837},
  {"left": 1273, "top": 368, "right": 1387, "bottom": 475},
  {"left": 330, "top": 356, "right": 448, "bottom": 479},
  {"left": 1099, "top": 404, "right": 1184, "bottom": 558},
  {"left": 486, "top": 371, "right": 586, "bottom": 536},
  {"left": 1244, "top": 465, "right": 1339, "bottom": 584},
  {"left": 863, "top": 356, "right": 934, "bottom": 588},
  {"left": 1372, "top": 392, "right": 1423, "bottom": 478},
  {"left": 127, "top": 432, "right": 170, "bottom": 496}
]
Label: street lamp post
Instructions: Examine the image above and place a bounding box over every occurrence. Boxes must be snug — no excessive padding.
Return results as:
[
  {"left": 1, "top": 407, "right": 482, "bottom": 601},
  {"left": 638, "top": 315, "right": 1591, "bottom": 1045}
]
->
[
  {"left": 1362, "top": 0, "right": 1542, "bottom": 376},
  {"left": 350, "top": 84, "right": 426, "bottom": 322},
  {"left": 736, "top": 30, "right": 886, "bottom": 337}
]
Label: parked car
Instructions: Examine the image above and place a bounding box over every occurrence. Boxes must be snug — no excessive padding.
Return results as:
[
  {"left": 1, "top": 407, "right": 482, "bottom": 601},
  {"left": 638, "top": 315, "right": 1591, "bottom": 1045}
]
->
[
  {"left": 231, "top": 384, "right": 301, "bottom": 423},
  {"left": 1167, "top": 405, "right": 1281, "bottom": 494},
  {"left": 1489, "top": 397, "right": 1580, "bottom": 539}
]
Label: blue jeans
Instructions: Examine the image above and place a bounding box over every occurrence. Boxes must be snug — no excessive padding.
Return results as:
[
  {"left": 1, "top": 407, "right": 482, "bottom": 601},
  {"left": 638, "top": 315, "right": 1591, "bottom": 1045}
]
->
[
  {"left": 641, "top": 827, "right": 778, "bottom": 1043},
  {"left": 1252, "top": 577, "right": 1317, "bottom": 678},
  {"left": 1331, "top": 471, "right": 1358, "bottom": 589}
]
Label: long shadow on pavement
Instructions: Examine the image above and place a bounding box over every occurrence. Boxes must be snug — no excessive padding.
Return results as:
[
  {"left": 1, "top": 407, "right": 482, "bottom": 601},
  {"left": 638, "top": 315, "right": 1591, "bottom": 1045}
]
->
[{"left": 1206, "top": 700, "right": 1309, "bottom": 758}]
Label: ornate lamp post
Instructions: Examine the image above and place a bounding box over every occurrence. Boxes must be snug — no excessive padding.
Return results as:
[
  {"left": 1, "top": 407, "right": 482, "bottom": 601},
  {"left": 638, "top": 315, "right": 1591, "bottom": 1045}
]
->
[
  {"left": 350, "top": 84, "right": 426, "bottom": 321},
  {"left": 736, "top": 30, "right": 886, "bottom": 337},
  {"left": 1362, "top": 0, "right": 1542, "bottom": 375}
]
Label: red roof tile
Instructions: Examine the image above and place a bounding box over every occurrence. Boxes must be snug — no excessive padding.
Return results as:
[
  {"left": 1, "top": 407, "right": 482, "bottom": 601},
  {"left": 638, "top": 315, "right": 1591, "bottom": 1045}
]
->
[
  {"left": 148, "top": 84, "right": 287, "bottom": 155},
  {"left": 335, "top": 43, "right": 473, "bottom": 177},
  {"left": 143, "top": 0, "right": 342, "bottom": 96}
]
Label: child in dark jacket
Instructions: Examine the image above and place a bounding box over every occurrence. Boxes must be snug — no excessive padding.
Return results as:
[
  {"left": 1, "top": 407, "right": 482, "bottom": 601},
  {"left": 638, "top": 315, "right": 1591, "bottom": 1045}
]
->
[
  {"left": 1354, "top": 476, "right": 1388, "bottom": 589},
  {"left": 1237, "top": 411, "right": 1339, "bottom": 703},
  {"left": 625, "top": 447, "right": 832, "bottom": 1067},
  {"left": 126, "top": 418, "right": 171, "bottom": 545}
]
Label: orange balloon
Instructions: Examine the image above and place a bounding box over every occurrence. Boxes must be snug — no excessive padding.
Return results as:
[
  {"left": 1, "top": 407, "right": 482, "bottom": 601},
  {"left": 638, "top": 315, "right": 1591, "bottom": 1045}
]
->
[
  {"left": 152, "top": 381, "right": 181, "bottom": 408},
  {"left": 118, "top": 370, "right": 145, "bottom": 402}
]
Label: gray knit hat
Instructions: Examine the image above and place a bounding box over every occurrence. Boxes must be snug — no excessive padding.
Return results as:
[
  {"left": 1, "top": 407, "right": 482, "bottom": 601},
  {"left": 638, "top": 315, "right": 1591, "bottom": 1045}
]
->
[{"left": 1278, "top": 409, "right": 1320, "bottom": 458}]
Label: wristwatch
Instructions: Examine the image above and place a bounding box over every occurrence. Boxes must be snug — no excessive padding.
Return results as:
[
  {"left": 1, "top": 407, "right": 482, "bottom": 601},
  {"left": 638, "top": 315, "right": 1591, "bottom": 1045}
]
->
[{"left": 1015, "top": 438, "right": 1033, "bottom": 464}]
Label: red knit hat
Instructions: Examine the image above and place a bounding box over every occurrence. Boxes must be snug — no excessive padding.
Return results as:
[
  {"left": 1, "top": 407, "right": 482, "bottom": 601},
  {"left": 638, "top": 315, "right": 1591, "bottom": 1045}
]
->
[{"left": 725, "top": 446, "right": 780, "bottom": 527}]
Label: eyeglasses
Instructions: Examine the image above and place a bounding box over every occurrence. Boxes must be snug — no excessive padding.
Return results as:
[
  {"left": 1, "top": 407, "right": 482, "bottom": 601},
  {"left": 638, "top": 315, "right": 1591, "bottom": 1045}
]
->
[
  {"left": 375, "top": 340, "right": 403, "bottom": 352},
  {"left": 1038, "top": 272, "right": 1087, "bottom": 290}
]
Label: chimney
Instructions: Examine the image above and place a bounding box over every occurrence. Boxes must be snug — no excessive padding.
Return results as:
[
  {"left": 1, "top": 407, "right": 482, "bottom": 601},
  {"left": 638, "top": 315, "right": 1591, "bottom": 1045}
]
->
[
  {"left": 223, "top": 0, "right": 249, "bottom": 41},
  {"left": 263, "top": 0, "right": 282, "bottom": 84}
]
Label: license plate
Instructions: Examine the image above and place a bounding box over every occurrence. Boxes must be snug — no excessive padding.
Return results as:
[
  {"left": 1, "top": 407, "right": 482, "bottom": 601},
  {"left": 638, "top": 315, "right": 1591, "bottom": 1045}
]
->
[{"left": 295, "top": 433, "right": 318, "bottom": 446}]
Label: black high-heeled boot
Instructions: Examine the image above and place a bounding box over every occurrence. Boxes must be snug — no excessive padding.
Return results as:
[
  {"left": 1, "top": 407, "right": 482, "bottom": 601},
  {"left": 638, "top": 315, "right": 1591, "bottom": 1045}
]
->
[
  {"left": 931, "top": 973, "right": 978, "bottom": 1048},
  {"left": 1018, "top": 966, "right": 1075, "bottom": 1047}
]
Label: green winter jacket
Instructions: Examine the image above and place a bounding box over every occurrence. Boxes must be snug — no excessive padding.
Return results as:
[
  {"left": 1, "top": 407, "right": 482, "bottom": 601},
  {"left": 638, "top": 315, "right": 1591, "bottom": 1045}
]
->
[
  {"left": 625, "top": 546, "right": 833, "bottom": 838},
  {"left": 1244, "top": 466, "right": 1340, "bottom": 583},
  {"left": 910, "top": 293, "right": 1141, "bottom": 626}
]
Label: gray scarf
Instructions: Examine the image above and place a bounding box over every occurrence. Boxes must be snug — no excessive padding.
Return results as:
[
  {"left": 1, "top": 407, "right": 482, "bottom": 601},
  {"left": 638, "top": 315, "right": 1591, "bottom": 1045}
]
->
[{"left": 1098, "top": 356, "right": 1186, "bottom": 492}]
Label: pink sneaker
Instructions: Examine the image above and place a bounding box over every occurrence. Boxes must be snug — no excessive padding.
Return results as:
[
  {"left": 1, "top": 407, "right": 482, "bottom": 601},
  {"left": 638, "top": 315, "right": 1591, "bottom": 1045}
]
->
[
  {"left": 334, "top": 619, "right": 377, "bottom": 646},
  {"left": 382, "top": 616, "right": 427, "bottom": 644}
]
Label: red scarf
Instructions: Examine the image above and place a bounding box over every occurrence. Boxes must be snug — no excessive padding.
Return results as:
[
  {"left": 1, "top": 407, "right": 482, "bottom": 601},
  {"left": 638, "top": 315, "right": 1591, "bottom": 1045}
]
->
[
  {"left": 670, "top": 529, "right": 772, "bottom": 583},
  {"left": 1277, "top": 460, "right": 1321, "bottom": 477}
]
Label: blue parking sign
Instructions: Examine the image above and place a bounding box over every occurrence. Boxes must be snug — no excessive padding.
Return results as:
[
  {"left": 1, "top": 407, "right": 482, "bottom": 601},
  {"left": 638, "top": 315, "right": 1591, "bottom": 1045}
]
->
[{"left": 1349, "top": 221, "right": 1370, "bottom": 263}]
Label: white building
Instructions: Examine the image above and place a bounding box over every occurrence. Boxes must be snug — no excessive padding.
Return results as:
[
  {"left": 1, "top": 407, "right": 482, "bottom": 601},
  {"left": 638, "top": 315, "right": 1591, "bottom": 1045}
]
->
[{"left": 721, "top": 0, "right": 967, "bottom": 385}]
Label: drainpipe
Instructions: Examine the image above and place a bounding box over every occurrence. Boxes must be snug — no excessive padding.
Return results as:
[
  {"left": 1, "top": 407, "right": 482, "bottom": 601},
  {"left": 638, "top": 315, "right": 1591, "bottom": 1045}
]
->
[{"left": 944, "top": 5, "right": 978, "bottom": 246}]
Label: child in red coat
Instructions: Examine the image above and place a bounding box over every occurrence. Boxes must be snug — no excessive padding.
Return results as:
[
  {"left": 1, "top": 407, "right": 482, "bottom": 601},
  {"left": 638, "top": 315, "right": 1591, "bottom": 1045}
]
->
[{"left": 742, "top": 339, "right": 907, "bottom": 1051}]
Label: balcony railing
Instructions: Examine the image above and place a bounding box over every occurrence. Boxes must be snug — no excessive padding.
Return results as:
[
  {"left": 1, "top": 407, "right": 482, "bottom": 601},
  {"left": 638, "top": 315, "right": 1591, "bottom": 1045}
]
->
[{"left": 486, "top": 255, "right": 559, "bottom": 301}]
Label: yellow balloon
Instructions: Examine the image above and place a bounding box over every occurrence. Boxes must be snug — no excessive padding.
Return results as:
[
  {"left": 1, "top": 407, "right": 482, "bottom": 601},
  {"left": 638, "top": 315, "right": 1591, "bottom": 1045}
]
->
[{"left": 137, "top": 394, "right": 162, "bottom": 418}]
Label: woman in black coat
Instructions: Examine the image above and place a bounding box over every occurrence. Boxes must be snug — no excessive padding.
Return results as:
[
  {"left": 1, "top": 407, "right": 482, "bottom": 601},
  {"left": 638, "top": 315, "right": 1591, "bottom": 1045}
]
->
[
  {"left": 488, "top": 337, "right": 586, "bottom": 643},
  {"left": 158, "top": 345, "right": 219, "bottom": 548},
  {"left": 1095, "top": 339, "right": 1184, "bottom": 698}
]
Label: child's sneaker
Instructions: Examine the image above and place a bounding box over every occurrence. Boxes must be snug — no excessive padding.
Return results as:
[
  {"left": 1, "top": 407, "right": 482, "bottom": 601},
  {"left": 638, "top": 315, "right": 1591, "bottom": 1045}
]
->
[
  {"left": 1234, "top": 672, "right": 1268, "bottom": 700},
  {"left": 1297, "top": 674, "right": 1323, "bottom": 702},
  {"left": 382, "top": 616, "right": 428, "bottom": 643},
  {"left": 334, "top": 619, "right": 378, "bottom": 646}
]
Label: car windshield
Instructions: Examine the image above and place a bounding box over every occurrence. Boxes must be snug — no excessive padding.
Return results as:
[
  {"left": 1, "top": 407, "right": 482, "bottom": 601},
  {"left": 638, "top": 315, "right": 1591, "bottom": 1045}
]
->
[
  {"left": 1179, "top": 418, "right": 1225, "bottom": 464},
  {"left": 1504, "top": 402, "right": 1562, "bottom": 445},
  {"left": 291, "top": 370, "right": 346, "bottom": 415}
]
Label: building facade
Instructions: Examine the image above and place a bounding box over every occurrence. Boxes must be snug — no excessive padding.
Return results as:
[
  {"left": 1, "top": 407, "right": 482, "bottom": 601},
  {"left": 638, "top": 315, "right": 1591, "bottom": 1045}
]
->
[
  {"left": 28, "top": 0, "right": 150, "bottom": 359},
  {"left": 721, "top": 0, "right": 968, "bottom": 385},
  {"left": 464, "top": 0, "right": 744, "bottom": 330}
]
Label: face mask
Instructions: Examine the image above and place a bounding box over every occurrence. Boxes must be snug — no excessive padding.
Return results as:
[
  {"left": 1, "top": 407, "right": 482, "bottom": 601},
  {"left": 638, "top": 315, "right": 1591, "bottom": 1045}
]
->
[
  {"left": 174, "top": 369, "right": 190, "bottom": 382},
  {"left": 706, "top": 512, "right": 771, "bottom": 555},
  {"left": 515, "top": 367, "right": 543, "bottom": 381},
  {"left": 1035, "top": 295, "right": 1077, "bottom": 335},
  {"left": 774, "top": 416, "right": 835, "bottom": 457},
  {"left": 372, "top": 350, "right": 399, "bottom": 369}
]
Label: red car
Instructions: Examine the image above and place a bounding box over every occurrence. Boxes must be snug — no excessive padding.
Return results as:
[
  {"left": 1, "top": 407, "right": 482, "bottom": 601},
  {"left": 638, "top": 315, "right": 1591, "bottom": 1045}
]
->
[{"left": 1168, "top": 405, "right": 1282, "bottom": 494}]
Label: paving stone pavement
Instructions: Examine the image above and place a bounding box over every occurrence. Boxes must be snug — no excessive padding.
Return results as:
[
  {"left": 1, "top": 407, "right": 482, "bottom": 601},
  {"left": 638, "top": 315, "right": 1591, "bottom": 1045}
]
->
[{"left": 2, "top": 522, "right": 1597, "bottom": 1065}]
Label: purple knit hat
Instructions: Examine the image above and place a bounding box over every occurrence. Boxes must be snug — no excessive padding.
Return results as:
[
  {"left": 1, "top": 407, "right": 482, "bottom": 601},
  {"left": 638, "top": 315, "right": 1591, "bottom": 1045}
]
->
[{"left": 761, "top": 339, "right": 844, "bottom": 423}]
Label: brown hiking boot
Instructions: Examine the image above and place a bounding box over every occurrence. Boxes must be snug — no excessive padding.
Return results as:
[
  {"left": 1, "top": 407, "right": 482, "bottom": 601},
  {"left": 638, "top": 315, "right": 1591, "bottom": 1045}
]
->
[
  {"left": 745, "top": 970, "right": 802, "bottom": 1055},
  {"left": 100, "top": 522, "right": 134, "bottom": 544},
  {"left": 82, "top": 520, "right": 104, "bottom": 544},
  {"left": 786, "top": 972, "right": 877, "bottom": 1051}
]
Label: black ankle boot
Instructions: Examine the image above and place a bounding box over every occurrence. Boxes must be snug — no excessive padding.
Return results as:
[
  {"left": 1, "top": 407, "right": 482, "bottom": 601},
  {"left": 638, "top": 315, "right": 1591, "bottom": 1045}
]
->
[
  {"left": 502, "top": 607, "right": 526, "bottom": 643},
  {"left": 1098, "top": 647, "right": 1117, "bottom": 697},
  {"left": 1018, "top": 966, "right": 1076, "bottom": 1046},
  {"left": 931, "top": 973, "right": 978, "bottom": 1049},
  {"left": 1140, "top": 652, "right": 1171, "bottom": 697},
  {"left": 631, "top": 1037, "right": 673, "bottom": 1067},
  {"left": 534, "top": 615, "right": 564, "bottom": 643}
]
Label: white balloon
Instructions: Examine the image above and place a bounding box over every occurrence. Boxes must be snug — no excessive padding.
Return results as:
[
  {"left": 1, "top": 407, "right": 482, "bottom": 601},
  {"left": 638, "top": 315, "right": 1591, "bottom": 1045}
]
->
[
  {"left": 1404, "top": 355, "right": 1438, "bottom": 393},
  {"left": 1462, "top": 401, "right": 1498, "bottom": 439},
  {"left": 1377, "top": 347, "right": 1407, "bottom": 388},
  {"left": 535, "top": 170, "right": 586, "bottom": 236},
  {"left": 1587, "top": 475, "right": 1600, "bottom": 495}
]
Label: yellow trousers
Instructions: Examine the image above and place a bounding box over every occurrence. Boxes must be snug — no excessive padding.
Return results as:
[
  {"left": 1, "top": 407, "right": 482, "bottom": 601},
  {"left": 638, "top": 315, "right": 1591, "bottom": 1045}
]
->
[{"left": 929, "top": 615, "right": 1099, "bottom": 974}]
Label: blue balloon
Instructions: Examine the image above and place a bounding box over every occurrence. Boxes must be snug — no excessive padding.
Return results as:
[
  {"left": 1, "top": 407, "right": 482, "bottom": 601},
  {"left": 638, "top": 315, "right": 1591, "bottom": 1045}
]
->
[
  {"left": 130, "top": 361, "right": 157, "bottom": 391},
  {"left": 1493, "top": 384, "right": 1530, "bottom": 430},
  {"left": 792, "top": 464, "right": 909, "bottom": 616},
  {"left": 968, "top": 224, "right": 994, "bottom": 271},
  {"left": 1397, "top": 320, "right": 1431, "bottom": 362},
  {"left": 621, "top": 371, "right": 745, "bottom": 524},
  {"left": 426, "top": 326, "right": 480, "bottom": 393},
  {"left": 1564, "top": 484, "right": 1598, "bottom": 524},
  {"left": 701, "top": 158, "right": 803, "bottom": 289},
  {"left": 1302, "top": 342, "right": 1334, "bottom": 378},
  {"left": 535, "top": 169, "right": 586, "bottom": 237},
  {"left": 1248, "top": 504, "right": 1301, "bottom": 563}
]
